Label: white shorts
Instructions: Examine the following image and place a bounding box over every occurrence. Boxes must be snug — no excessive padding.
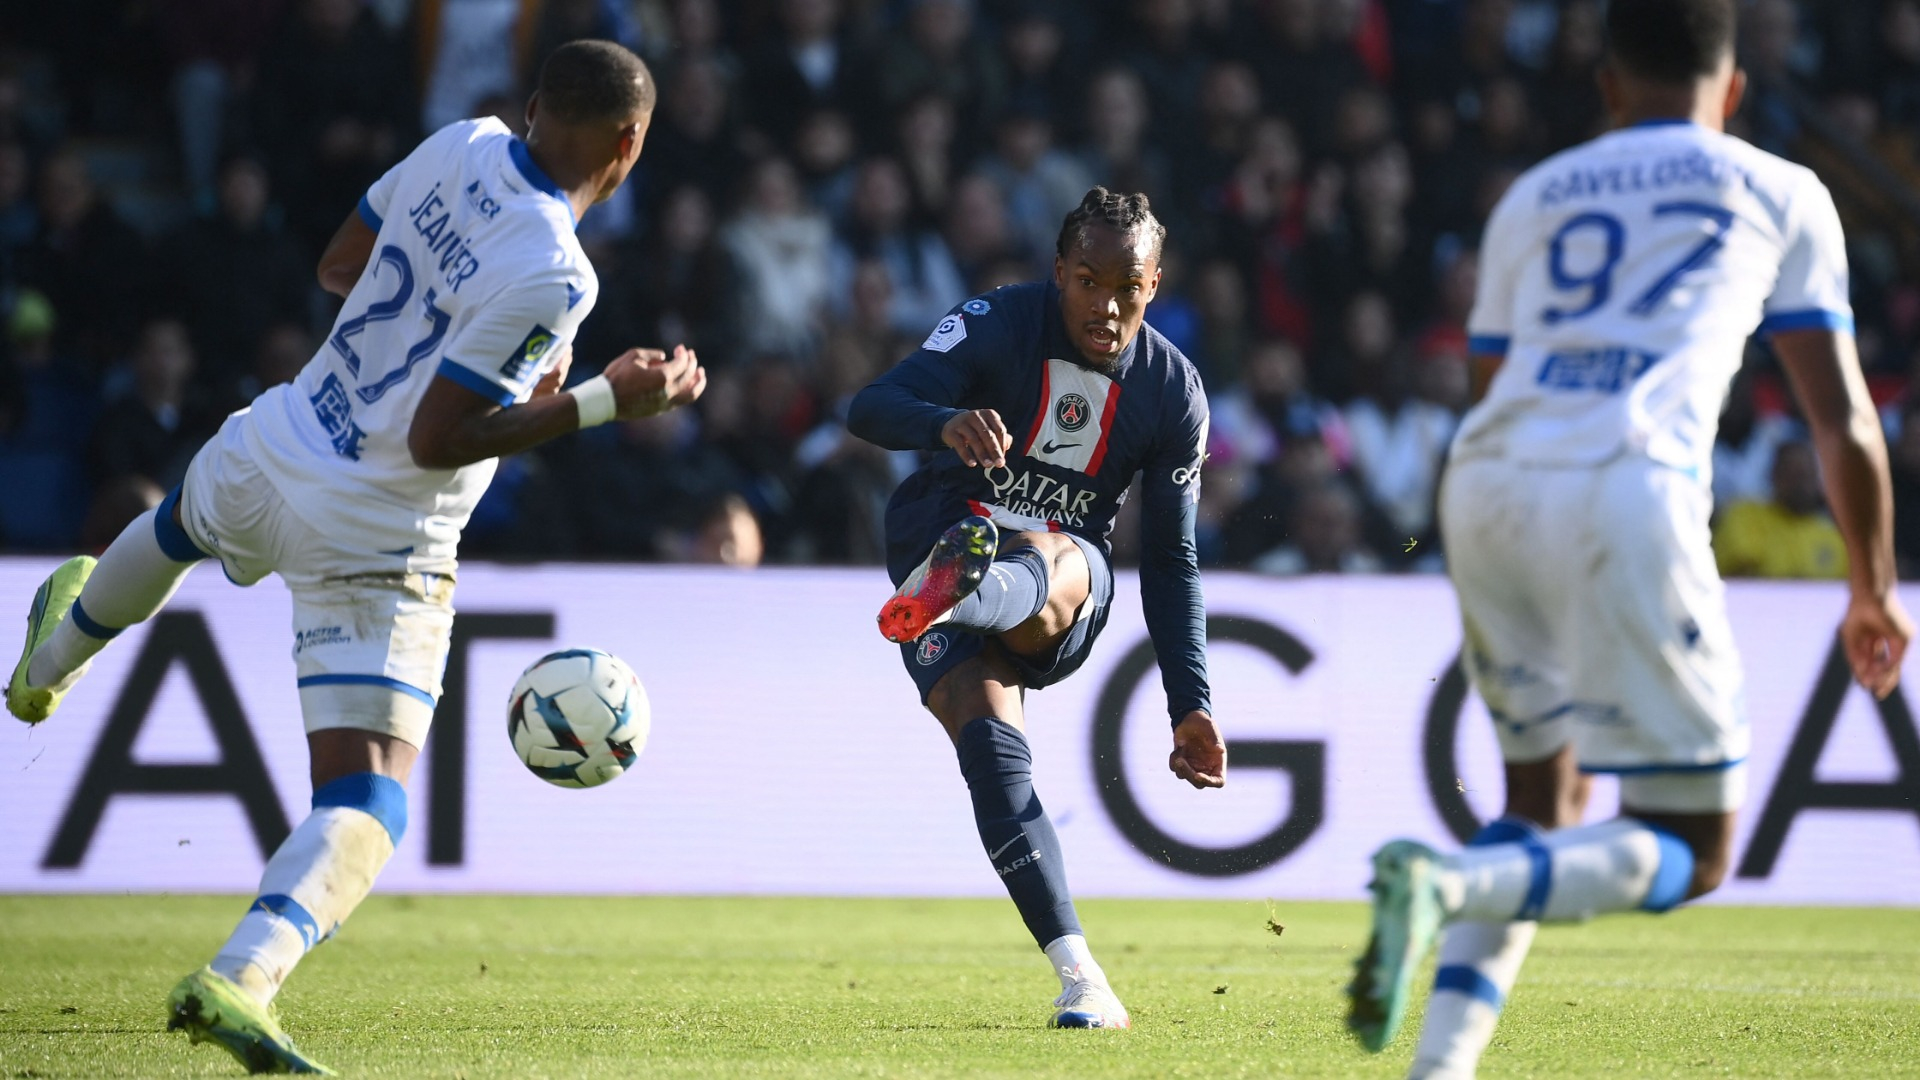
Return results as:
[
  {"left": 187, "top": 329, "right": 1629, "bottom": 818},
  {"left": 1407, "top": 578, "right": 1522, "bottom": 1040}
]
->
[
  {"left": 1441, "top": 454, "right": 1748, "bottom": 813},
  {"left": 174, "top": 412, "right": 453, "bottom": 747}
]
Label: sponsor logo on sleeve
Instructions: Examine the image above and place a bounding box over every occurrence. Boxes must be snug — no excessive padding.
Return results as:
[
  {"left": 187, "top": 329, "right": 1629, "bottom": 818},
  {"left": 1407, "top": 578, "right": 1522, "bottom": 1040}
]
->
[
  {"left": 500, "top": 324, "right": 558, "bottom": 381},
  {"left": 963, "top": 298, "right": 992, "bottom": 315},
  {"left": 922, "top": 314, "right": 967, "bottom": 352},
  {"left": 463, "top": 180, "right": 501, "bottom": 221}
]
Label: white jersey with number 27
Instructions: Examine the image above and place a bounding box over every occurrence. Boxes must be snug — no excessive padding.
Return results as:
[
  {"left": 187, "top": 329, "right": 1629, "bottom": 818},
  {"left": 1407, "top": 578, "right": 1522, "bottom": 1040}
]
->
[
  {"left": 1454, "top": 119, "right": 1851, "bottom": 473},
  {"left": 242, "top": 117, "right": 598, "bottom": 555}
]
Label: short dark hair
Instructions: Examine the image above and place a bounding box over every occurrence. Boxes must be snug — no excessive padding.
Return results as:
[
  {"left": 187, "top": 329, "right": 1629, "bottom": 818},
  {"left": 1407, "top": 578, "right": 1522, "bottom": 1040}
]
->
[
  {"left": 1055, "top": 186, "right": 1167, "bottom": 263},
  {"left": 536, "top": 40, "right": 656, "bottom": 125},
  {"left": 1605, "top": 0, "right": 1736, "bottom": 84}
]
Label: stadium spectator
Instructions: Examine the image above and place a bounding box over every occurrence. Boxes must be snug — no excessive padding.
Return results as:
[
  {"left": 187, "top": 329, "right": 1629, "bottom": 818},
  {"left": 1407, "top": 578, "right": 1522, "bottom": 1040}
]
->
[
  {"left": 21, "top": 148, "right": 146, "bottom": 373},
  {"left": 79, "top": 474, "right": 164, "bottom": 555},
  {"left": 1075, "top": 68, "right": 1172, "bottom": 221},
  {"left": 235, "top": 322, "right": 314, "bottom": 409},
  {"left": 829, "top": 157, "right": 966, "bottom": 338},
  {"left": 1251, "top": 479, "right": 1383, "bottom": 575},
  {"left": 895, "top": 93, "right": 961, "bottom": 224},
  {"left": 876, "top": 0, "right": 1007, "bottom": 142},
  {"left": 1001, "top": 6, "right": 1074, "bottom": 134},
  {"left": 87, "top": 319, "right": 219, "bottom": 491},
  {"left": 604, "top": 184, "right": 735, "bottom": 369},
  {"left": 976, "top": 106, "right": 1093, "bottom": 268},
  {"left": 1343, "top": 353, "right": 1458, "bottom": 550},
  {"left": 792, "top": 108, "right": 859, "bottom": 222},
  {"left": 158, "top": 0, "right": 285, "bottom": 210},
  {"left": 251, "top": 0, "right": 413, "bottom": 252},
  {"left": 0, "top": 0, "right": 1913, "bottom": 580},
  {"left": 0, "top": 290, "right": 95, "bottom": 549},
  {"left": 687, "top": 492, "right": 765, "bottom": 566},
  {"left": 154, "top": 155, "right": 310, "bottom": 400},
  {"left": 722, "top": 156, "right": 833, "bottom": 359},
  {"left": 646, "top": 55, "right": 748, "bottom": 208},
  {"left": 1714, "top": 440, "right": 1849, "bottom": 580},
  {"left": 943, "top": 172, "right": 1020, "bottom": 291},
  {"left": 742, "top": 0, "right": 879, "bottom": 154},
  {"left": 1712, "top": 364, "right": 1800, "bottom": 508}
]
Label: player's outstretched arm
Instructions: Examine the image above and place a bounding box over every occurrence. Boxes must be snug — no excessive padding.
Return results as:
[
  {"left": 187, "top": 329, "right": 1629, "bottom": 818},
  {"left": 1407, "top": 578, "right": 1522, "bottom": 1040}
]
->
[
  {"left": 317, "top": 210, "right": 378, "bottom": 299},
  {"left": 1774, "top": 328, "right": 1915, "bottom": 697},
  {"left": 409, "top": 345, "right": 705, "bottom": 470}
]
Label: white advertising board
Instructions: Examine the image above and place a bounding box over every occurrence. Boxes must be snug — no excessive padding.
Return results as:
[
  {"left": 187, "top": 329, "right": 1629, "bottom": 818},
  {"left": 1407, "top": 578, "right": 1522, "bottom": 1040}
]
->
[{"left": 0, "top": 560, "right": 1915, "bottom": 904}]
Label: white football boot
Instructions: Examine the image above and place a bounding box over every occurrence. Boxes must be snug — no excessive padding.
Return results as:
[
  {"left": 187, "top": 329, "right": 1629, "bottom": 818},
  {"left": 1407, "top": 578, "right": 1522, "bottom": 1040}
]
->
[{"left": 1051, "top": 966, "right": 1131, "bottom": 1029}]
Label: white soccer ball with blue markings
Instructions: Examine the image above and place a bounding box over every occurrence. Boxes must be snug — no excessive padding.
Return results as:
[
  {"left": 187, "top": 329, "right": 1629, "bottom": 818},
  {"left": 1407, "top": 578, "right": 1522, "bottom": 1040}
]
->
[{"left": 507, "top": 648, "right": 650, "bottom": 788}]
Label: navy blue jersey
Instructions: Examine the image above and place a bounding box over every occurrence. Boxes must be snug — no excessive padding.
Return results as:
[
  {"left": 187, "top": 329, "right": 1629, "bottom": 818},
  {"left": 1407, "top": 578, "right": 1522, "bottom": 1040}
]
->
[{"left": 847, "top": 281, "right": 1211, "bottom": 722}]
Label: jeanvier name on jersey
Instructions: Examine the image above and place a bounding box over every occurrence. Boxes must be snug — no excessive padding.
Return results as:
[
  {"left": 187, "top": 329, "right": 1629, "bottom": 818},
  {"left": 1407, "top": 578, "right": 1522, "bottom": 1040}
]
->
[{"left": 404, "top": 182, "right": 483, "bottom": 293}]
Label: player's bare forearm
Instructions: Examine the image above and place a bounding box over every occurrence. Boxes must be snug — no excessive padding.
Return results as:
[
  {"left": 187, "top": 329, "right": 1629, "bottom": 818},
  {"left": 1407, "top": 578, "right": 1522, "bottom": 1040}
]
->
[
  {"left": 408, "top": 379, "right": 584, "bottom": 470},
  {"left": 1774, "top": 327, "right": 1913, "bottom": 696},
  {"left": 318, "top": 211, "right": 378, "bottom": 298},
  {"left": 1773, "top": 329, "right": 1897, "bottom": 599},
  {"left": 408, "top": 346, "right": 705, "bottom": 470}
]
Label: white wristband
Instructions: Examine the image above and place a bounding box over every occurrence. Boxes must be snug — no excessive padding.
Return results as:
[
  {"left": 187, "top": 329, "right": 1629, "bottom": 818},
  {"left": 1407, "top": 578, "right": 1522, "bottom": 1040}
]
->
[{"left": 571, "top": 374, "right": 618, "bottom": 429}]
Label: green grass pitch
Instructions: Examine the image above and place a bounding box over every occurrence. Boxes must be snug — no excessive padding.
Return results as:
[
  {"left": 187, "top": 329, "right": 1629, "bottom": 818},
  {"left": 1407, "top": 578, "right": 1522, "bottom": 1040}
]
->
[{"left": 2, "top": 896, "right": 1917, "bottom": 1078}]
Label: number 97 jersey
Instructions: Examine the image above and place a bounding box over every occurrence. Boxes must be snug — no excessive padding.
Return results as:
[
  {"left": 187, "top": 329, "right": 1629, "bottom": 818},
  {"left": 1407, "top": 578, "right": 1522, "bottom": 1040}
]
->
[
  {"left": 242, "top": 117, "right": 597, "bottom": 556},
  {"left": 1454, "top": 119, "right": 1851, "bottom": 472}
]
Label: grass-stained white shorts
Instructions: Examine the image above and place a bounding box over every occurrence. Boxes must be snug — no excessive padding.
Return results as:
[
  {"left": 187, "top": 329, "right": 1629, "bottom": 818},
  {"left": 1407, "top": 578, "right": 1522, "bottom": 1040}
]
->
[
  {"left": 1441, "top": 453, "right": 1748, "bottom": 813},
  {"left": 173, "top": 412, "right": 451, "bottom": 747}
]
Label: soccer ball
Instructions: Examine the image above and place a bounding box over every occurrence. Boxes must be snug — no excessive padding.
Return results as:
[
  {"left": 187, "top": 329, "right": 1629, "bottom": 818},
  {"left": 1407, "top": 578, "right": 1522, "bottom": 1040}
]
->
[{"left": 507, "top": 648, "right": 650, "bottom": 788}]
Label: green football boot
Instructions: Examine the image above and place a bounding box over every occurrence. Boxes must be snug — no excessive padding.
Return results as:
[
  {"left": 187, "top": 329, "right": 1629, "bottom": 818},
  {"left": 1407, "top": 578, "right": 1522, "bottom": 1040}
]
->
[
  {"left": 7, "top": 555, "right": 95, "bottom": 724},
  {"left": 166, "top": 967, "right": 334, "bottom": 1075},
  {"left": 1347, "top": 839, "right": 1448, "bottom": 1053}
]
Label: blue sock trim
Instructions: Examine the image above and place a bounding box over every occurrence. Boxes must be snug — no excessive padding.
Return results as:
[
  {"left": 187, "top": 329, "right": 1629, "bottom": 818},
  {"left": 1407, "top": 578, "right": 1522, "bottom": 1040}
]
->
[
  {"left": 312, "top": 772, "right": 409, "bottom": 846},
  {"left": 250, "top": 894, "right": 322, "bottom": 950},
  {"left": 67, "top": 599, "right": 121, "bottom": 640},
  {"left": 1433, "top": 964, "right": 1506, "bottom": 1010},
  {"left": 154, "top": 487, "right": 212, "bottom": 563},
  {"left": 296, "top": 673, "right": 437, "bottom": 709},
  {"left": 1640, "top": 824, "right": 1695, "bottom": 913},
  {"left": 1469, "top": 815, "right": 1543, "bottom": 848},
  {"left": 1515, "top": 833, "right": 1553, "bottom": 921}
]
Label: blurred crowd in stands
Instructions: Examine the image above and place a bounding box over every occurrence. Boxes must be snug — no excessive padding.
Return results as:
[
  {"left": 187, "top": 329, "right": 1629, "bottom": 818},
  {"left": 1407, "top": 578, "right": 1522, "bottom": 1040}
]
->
[{"left": 2, "top": 0, "right": 1920, "bottom": 579}]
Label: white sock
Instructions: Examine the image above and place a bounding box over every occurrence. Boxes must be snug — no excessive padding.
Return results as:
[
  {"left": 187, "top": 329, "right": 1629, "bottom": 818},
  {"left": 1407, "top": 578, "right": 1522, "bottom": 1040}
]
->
[
  {"left": 1441, "top": 817, "right": 1691, "bottom": 923},
  {"left": 1410, "top": 815, "right": 1544, "bottom": 1078},
  {"left": 210, "top": 776, "right": 405, "bottom": 1006},
  {"left": 28, "top": 509, "right": 197, "bottom": 688},
  {"left": 1410, "top": 920, "right": 1537, "bottom": 1078},
  {"left": 1043, "top": 933, "right": 1104, "bottom": 989}
]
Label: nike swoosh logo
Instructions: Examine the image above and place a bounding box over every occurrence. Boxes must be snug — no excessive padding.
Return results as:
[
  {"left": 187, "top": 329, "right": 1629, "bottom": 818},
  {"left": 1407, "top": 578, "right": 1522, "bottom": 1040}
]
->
[
  {"left": 988, "top": 833, "right": 1028, "bottom": 861},
  {"left": 1041, "top": 441, "right": 1081, "bottom": 453}
]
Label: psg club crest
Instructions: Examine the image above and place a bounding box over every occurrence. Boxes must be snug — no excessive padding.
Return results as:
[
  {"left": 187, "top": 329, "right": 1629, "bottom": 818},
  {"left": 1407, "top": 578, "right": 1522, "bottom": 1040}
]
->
[
  {"left": 1055, "top": 393, "right": 1093, "bottom": 433},
  {"left": 916, "top": 632, "right": 949, "bottom": 665}
]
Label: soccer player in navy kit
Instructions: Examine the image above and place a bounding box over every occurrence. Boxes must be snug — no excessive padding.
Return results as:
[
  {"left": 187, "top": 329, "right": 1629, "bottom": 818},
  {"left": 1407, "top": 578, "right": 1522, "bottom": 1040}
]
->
[{"left": 848, "top": 188, "right": 1227, "bottom": 1029}]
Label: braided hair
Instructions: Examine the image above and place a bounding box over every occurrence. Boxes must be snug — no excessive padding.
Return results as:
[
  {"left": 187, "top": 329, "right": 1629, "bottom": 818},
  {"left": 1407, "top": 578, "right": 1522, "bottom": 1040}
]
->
[{"left": 1055, "top": 186, "right": 1166, "bottom": 263}]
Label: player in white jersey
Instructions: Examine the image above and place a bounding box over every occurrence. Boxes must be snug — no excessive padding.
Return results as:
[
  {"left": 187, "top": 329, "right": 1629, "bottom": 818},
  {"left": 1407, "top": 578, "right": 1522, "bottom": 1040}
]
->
[
  {"left": 1344, "top": 2, "right": 1914, "bottom": 1076},
  {"left": 6, "top": 41, "right": 705, "bottom": 1074}
]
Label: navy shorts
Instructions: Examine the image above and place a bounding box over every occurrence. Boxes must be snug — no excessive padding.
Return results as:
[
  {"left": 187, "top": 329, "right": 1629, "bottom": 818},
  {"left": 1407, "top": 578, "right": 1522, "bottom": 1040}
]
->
[{"left": 885, "top": 491, "right": 1115, "bottom": 705}]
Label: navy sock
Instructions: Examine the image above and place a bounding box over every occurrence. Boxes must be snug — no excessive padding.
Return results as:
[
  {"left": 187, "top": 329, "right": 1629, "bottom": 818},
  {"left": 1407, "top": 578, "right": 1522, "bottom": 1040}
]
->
[
  {"left": 945, "top": 546, "right": 1050, "bottom": 635},
  {"left": 955, "top": 717, "right": 1081, "bottom": 948}
]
